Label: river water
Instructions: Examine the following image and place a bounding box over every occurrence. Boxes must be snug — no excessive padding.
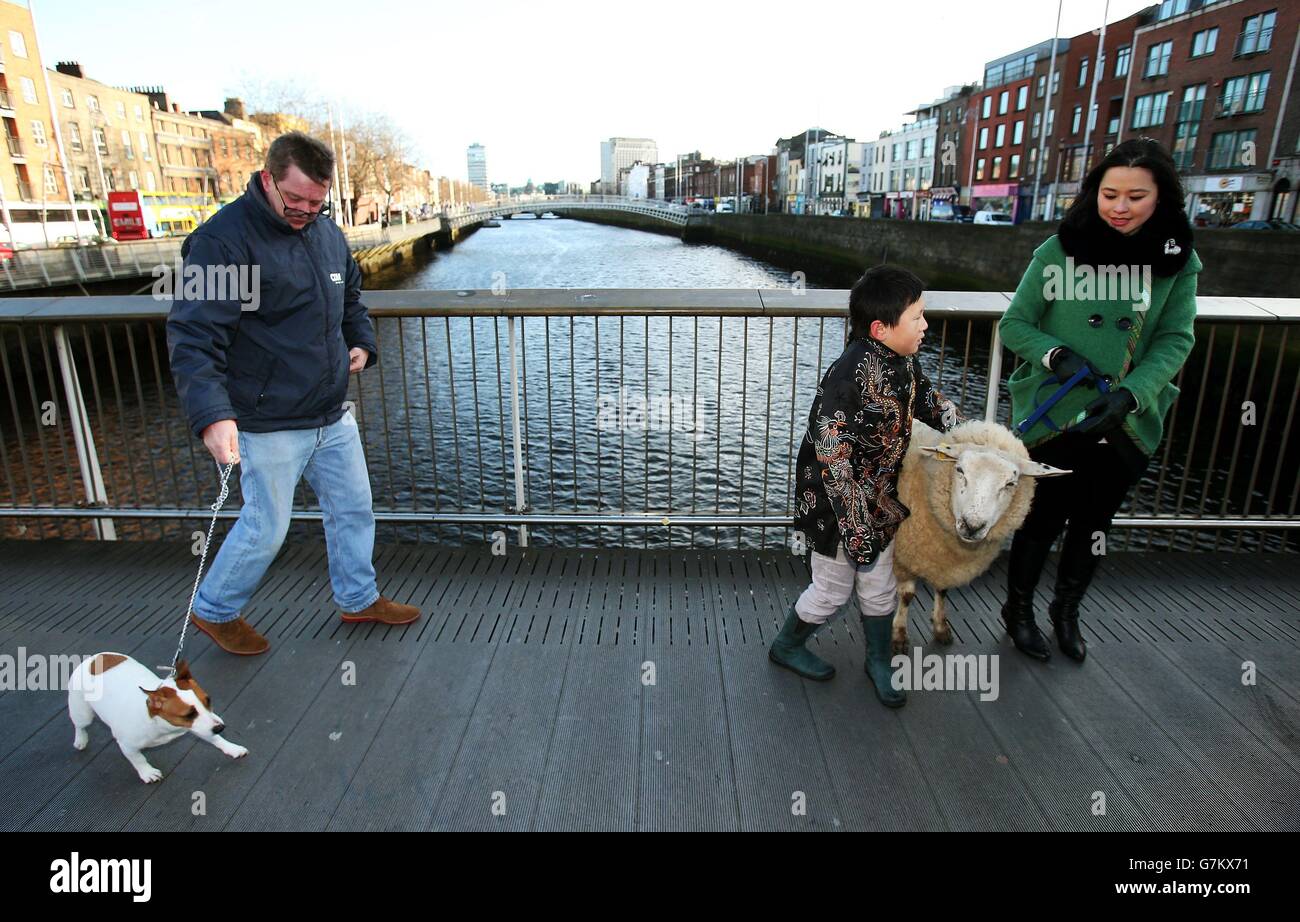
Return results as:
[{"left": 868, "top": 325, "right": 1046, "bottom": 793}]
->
[{"left": 1, "top": 214, "right": 1286, "bottom": 552}]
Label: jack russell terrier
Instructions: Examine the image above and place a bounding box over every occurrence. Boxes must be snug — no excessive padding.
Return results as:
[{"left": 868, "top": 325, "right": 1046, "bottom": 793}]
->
[{"left": 68, "top": 653, "right": 247, "bottom": 783}]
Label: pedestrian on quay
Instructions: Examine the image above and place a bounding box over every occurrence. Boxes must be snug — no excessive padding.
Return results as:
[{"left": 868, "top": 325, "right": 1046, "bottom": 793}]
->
[{"left": 998, "top": 137, "right": 1200, "bottom": 663}]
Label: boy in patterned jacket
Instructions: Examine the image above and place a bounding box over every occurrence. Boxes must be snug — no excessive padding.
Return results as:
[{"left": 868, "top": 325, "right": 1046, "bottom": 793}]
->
[{"left": 772, "top": 265, "right": 963, "bottom": 707}]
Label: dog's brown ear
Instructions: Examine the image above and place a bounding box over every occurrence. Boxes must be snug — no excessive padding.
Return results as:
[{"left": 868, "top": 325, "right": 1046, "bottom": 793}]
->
[
  {"left": 174, "top": 660, "right": 192, "bottom": 682},
  {"left": 140, "top": 685, "right": 174, "bottom": 714}
]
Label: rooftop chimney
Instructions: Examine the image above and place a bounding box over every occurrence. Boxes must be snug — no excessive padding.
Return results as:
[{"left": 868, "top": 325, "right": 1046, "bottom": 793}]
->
[
  {"left": 224, "top": 97, "right": 246, "bottom": 119},
  {"left": 55, "top": 61, "right": 84, "bottom": 79}
]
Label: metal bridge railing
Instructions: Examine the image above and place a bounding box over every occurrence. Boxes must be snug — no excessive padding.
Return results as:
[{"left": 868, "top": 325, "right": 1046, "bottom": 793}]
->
[{"left": 1, "top": 289, "right": 1297, "bottom": 553}]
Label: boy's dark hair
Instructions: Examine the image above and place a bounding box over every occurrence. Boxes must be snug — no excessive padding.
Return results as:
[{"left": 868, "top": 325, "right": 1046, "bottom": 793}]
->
[
  {"left": 265, "top": 131, "right": 336, "bottom": 185},
  {"left": 848, "top": 265, "right": 925, "bottom": 340}
]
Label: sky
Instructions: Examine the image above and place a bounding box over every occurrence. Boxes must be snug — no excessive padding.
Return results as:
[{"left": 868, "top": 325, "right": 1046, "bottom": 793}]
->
[{"left": 33, "top": 0, "right": 1159, "bottom": 187}]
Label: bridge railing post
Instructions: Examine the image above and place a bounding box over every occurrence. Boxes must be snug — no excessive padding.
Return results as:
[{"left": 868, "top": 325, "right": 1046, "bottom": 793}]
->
[
  {"left": 506, "top": 314, "right": 529, "bottom": 547},
  {"left": 53, "top": 325, "right": 116, "bottom": 540},
  {"left": 985, "top": 321, "right": 1003, "bottom": 423}
]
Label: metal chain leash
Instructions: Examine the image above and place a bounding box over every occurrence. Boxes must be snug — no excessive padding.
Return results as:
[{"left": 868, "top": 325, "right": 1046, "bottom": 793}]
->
[{"left": 169, "top": 459, "right": 236, "bottom": 675}]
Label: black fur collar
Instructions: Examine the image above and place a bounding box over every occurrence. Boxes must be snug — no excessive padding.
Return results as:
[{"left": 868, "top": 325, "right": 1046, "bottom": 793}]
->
[{"left": 1057, "top": 203, "right": 1193, "bottom": 277}]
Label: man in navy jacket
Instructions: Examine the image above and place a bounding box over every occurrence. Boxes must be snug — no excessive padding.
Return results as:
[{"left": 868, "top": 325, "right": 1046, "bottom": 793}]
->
[{"left": 167, "top": 131, "right": 419, "bottom": 655}]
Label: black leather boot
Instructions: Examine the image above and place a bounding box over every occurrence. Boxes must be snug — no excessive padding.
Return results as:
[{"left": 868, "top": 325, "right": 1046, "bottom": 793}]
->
[
  {"left": 1049, "top": 528, "right": 1100, "bottom": 663},
  {"left": 1001, "top": 531, "right": 1054, "bottom": 661}
]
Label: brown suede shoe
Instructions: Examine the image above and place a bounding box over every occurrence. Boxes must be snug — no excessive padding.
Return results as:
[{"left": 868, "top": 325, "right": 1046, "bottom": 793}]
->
[
  {"left": 340, "top": 596, "right": 421, "bottom": 625},
  {"left": 190, "top": 614, "right": 270, "bottom": 655}
]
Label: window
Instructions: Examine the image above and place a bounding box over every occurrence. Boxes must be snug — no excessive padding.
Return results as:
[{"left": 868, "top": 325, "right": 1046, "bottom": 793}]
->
[
  {"left": 1237, "top": 11, "right": 1276, "bottom": 56},
  {"left": 1037, "top": 75, "right": 1046, "bottom": 98},
  {"left": 145, "top": 171, "right": 156, "bottom": 191},
  {"left": 121, "top": 129, "right": 134, "bottom": 159},
  {"left": 140, "top": 131, "right": 151, "bottom": 160},
  {"left": 60, "top": 89, "right": 74, "bottom": 108},
  {"left": 43, "top": 163, "right": 58, "bottom": 195},
  {"left": 87, "top": 95, "right": 100, "bottom": 113},
  {"left": 1009, "top": 154, "right": 1021, "bottom": 179},
  {"left": 1157, "top": 0, "right": 1190, "bottom": 19},
  {"left": 1208, "top": 128, "right": 1257, "bottom": 169},
  {"left": 1132, "top": 91, "right": 1171, "bottom": 128},
  {"left": 1016, "top": 85, "right": 1028, "bottom": 110},
  {"left": 892, "top": 142, "right": 902, "bottom": 160},
  {"left": 995, "top": 123, "right": 1006, "bottom": 147},
  {"left": 1220, "top": 72, "right": 1270, "bottom": 115},
  {"left": 992, "top": 156, "right": 1003, "bottom": 179},
  {"left": 129, "top": 170, "right": 139, "bottom": 190},
  {"left": 20, "top": 77, "right": 37, "bottom": 104},
  {"left": 1115, "top": 45, "right": 1131, "bottom": 77},
  {"left": 1051, "top": 71, "right": 1060, "bottom": 95},
  {"left": 134, "top": 104, "right": 144, "bottom": 122},
  {"left": 1079, "top": 56, "right": 1089, "bottom": 87},
  {"left": 67, "top": 122, "right": 82, "bottom": 151},
  {"left": 1192, "top": 27, "right": 1218, "bottom": 57},
  {"left": 1046, "top": 107, "right": 1055, "bottom": 135},
  {"left": 981, "top": 95, "right": 990, "bottom": 118},
  {"left": 1145, "top": 41, "right": 1173, "bottom": 77},
  {"left": 29, "top": 119, "right": 45, "bottom": 146},
  {"left": 8, "top": 31, "right": 27, "bottom": 57},
  {"left": 921, "top": 136, "right": 933, "bottom": 158},
  {"left": 1089, "top": 103, "right": 1098, "bottom": 132},
  {"left": 1032, "top": 111, "right": 1042, "bottom": 138},
  {"left": 999, "top": 90, "right": 1009, "bottom": 115},
  {"left": 1072, "top": 105, "right": 1082, "bottom": 133},
  {"left": 93, "top": 127, "right": 107, "bottom": 155},
  {"left": 220, "top": 137, "right": 229, "bottom": 156},
  {"left": 116, "top": 101, "right": 126, "bottom": 120},
  {"left": 1173, "top": 84, "right": 1205, "bottom": 169},
  {"left": 975, "top": 158, "right": 986, "bottom": 181},
  {"left": 75, "top": 166, "right": 91, "bottom": 193},
  {"left": 1013, "top": 120, "right": 1024, "bottom": 145},
  {"left": 978, "top": 127, "right": 988, "bottom": 150},
  {"left": 906, "top": 139, "right": 918, "bottom": 160}
]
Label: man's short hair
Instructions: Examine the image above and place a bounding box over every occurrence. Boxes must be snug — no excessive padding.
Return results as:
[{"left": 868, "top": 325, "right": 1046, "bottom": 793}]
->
[
  {"left": 265, "top": 131, "right": 335, "bottom": 185},
  {"left": 848, "top": 265, "right": 925, "bottom": 340}
]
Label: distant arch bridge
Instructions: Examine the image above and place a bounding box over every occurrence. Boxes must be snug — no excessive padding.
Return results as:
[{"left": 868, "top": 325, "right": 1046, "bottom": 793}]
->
[{"left": 444, "top": 195, "right": 690, "bottom": 230}]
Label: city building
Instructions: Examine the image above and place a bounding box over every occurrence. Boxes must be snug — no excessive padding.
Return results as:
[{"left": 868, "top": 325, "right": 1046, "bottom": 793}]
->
[
  {"left": 467, "top": 142, "right": 487, "bottom": 192},
  {"left": 130, "top": 86, "right": 217, "bottom": 198},
  {"left": 967, "top": 40, "right": 1052, "bottom": 219},
  {"left": 0, "top": 0, "right": 86, "bottom": 239},
  {"left": 1119, "top": 0, "right": 1298, "bottom": 225},
  {"left": 189, "top": 97, "right": 264, "bottom": 201},
  {"left": 600, "top": 137, "right": 656, "bottom": 194},
  {"left": 919, "top": 84, "right": 979, "bottom": 216}
]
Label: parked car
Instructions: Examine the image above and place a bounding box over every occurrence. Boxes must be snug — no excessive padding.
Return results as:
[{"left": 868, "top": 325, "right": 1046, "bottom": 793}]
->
[
  {"left": 1230, "top": 220, "right": 1300, "bottom": 232},
  {"left": 973, "top": 211, "right": 1013, "bottom": 226}
]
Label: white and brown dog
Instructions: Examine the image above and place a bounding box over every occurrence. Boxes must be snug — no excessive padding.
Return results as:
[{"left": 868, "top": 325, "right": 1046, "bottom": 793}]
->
[{"left": 68, "top": 653, "right": 247, "bottom": 783}]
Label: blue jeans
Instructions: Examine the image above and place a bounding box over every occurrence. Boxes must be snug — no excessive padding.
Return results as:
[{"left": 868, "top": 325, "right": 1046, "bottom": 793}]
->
[{"left": 193, "top": 412, "right": 380, "bottom": 622}]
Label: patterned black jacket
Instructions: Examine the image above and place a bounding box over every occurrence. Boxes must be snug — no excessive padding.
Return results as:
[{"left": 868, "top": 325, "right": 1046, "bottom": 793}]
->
[{"left": 793, "top": 335, "right": 963, "bottom": 567}]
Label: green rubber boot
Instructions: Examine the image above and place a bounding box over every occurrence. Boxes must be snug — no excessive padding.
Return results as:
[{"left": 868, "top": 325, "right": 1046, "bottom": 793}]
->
[
  {"left": 860, "top": 614, "right": 906, "bottom": 708},
  {"left": 768, "top": 605, "right": 836, "bottom": 681}
]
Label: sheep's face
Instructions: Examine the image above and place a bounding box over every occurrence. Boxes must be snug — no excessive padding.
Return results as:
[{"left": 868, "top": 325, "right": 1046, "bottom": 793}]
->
[{"left": 919, "top": 443, "right": 1072, "bottom": 544}]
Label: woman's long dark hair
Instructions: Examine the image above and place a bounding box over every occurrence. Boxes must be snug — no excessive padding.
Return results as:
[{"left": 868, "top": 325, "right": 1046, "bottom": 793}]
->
[{"left": 1058, "top": 137, "right": 1193, "bottom": 276}]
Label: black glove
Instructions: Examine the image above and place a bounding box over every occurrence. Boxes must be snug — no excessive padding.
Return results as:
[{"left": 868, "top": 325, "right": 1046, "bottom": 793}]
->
[
  {"left": 1071, "top": 388, "right": 1137, "bottom": 435},
  {"left": 1048, "top": 347, "right": 1103, "bottom": 388}
]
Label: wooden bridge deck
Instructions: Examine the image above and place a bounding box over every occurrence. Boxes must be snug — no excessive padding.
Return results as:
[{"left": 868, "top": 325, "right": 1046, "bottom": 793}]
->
[{"left": 0, "top": 540, "right": 1296, "bottom": 831}]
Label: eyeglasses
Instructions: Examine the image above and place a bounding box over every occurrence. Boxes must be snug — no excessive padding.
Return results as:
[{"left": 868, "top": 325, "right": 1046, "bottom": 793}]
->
[{"left": 271, "top": 175, "right": 332, "bottom": 223}]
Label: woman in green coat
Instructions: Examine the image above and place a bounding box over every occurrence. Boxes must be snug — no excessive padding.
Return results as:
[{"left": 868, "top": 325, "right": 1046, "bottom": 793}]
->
[{"left": 997, "top": 138, "right": 1200, "bottom": 663}]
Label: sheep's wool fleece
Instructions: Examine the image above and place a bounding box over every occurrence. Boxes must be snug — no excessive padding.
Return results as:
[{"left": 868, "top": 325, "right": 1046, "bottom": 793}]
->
[{"left": 893, "top": 419, "right": 1037, "bottom": 591}]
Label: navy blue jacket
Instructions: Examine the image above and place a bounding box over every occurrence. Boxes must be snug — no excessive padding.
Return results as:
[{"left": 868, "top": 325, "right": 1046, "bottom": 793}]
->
[{"left": 166, "top": 174, "right": 378, "bottom": 439}]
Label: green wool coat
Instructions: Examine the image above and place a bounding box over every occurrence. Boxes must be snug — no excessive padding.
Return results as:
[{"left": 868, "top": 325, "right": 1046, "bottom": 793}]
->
[{"left": 999, "top": 234, "right": 1201, "bottom": 457}]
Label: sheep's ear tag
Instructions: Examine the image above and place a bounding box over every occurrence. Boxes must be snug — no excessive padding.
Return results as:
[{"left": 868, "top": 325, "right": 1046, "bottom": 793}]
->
[{"left": 921, "top": 442, "right": 960, "bottom": 462}]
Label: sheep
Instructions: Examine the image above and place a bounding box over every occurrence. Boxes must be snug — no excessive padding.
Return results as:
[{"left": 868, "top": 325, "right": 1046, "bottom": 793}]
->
[{"left": 889, "top": 419, "right": 1072, "bottom": 655}]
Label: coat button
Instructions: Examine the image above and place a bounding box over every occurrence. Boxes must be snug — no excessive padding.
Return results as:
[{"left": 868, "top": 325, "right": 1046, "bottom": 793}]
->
[
  {"left": 1116, "top": 316, "right": 1133, "bottom": 331},
  {"left": 1088, "top": 314, "right": 1104, "bottom": 327}
]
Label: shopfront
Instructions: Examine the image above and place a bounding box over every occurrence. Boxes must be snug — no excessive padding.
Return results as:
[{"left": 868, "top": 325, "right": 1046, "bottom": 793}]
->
[
  {"left": 970, "top": 182, "right": 1020, "bottom": 220},
  {"left": 884, "top": 190, "right": 914, "bottom": 219},
  {"left": 1184, "top": 173, "right": 1273, "bottom": 227},
  {"left": 928, "top": 186, "right": 958, "bottom": 221}
]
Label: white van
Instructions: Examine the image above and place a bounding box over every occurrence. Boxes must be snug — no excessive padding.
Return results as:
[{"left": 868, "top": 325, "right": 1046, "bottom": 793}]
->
[{"left": 974, "top": 211, "right": 1013, "bottom": 226}]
